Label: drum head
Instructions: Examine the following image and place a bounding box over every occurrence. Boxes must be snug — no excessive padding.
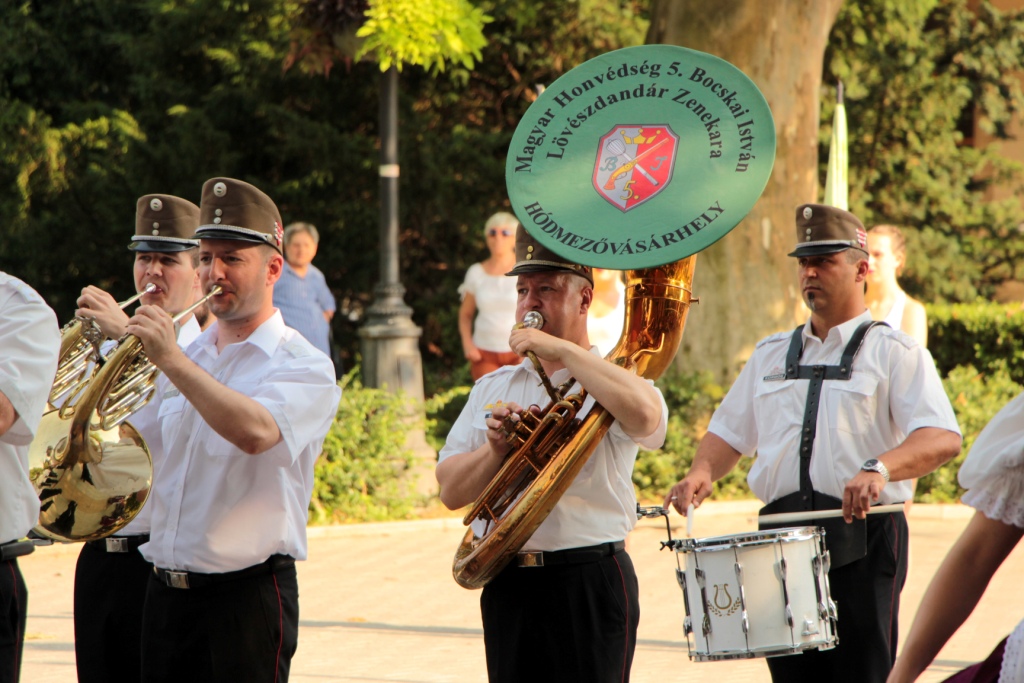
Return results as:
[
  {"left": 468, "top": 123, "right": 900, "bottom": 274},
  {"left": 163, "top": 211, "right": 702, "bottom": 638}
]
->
[{"left": 506, "top": 44, "right": 776, "bottom": 269}]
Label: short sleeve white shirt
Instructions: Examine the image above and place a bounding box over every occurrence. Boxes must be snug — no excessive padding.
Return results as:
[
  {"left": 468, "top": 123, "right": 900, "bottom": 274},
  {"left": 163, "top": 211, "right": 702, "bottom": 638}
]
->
[
  {"left": 458, "top": 263, "right": 518, "bottom": 352},
  {"left": 139, "top": 311, "right": 341, "bottom": 572},
  {"left": 708, "top": 311, "right": 960, "bottom": 505},
  {"left": 439, "top": 348, "right": 668, "bottom": 551},
  {"left": 115, "top": 315, "right": 202, "bottom": 537},
  {"left": 0, "top": 273, "right": 59, "bottom": 543}
]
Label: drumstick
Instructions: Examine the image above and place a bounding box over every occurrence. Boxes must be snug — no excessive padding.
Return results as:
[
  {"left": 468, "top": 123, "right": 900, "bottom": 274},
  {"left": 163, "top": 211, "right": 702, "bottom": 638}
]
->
[
  {"left": 757, "top": 503, "right": 905, "bottom": 526},
  {"left": 686, "top": 504, "right": 694, "bottom": 537}
]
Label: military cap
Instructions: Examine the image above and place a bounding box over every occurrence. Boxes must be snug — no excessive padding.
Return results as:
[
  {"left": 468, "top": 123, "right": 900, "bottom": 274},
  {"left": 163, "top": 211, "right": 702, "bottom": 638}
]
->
[
  {"left": 506, "top": 224, "right": 594, "bottom": 285},
  {"left": 194, "top": 177, "right": 284, "bottom": 253},
  {"left": 128, "top": 194, "right": 200, "bottom": 253},
  {"left": 788, "top": 203, "right": 868, "bottom": 258}
]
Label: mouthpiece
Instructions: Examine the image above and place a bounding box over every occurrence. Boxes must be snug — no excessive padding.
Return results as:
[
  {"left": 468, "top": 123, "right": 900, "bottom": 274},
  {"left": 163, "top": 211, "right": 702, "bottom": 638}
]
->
[{"left": 520, "top": 311, "right": 544, "bottom": 330}]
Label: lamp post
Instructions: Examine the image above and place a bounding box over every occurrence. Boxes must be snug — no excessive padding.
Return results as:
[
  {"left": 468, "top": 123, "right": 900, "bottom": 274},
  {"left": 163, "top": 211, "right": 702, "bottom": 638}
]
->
[{"left": 358, "top": 65, "right": 434, "bottom": 492}]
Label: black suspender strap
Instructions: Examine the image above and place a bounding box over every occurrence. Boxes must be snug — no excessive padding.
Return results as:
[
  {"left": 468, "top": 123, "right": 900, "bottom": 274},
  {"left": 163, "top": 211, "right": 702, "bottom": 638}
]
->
[{"left": 784, "top": 321, "right": 887, "bottom": 508}]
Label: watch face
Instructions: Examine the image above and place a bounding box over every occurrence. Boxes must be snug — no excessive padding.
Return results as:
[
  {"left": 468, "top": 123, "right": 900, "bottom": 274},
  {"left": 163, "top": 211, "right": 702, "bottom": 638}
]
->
[{"left": 863, "top": 459, "right": 879, "bottom": 468}]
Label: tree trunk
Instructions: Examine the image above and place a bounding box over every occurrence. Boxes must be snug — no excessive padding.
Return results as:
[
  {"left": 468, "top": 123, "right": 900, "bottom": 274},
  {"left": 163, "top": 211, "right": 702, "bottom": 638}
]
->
[{"left": 647, "top": 0, "right": 843, "bottom": 383}]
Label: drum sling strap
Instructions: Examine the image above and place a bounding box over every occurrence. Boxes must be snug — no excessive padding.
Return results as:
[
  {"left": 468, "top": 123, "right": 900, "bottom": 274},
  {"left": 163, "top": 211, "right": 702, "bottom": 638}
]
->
[{"left": 758, "top": 320, "right": 886, "bottom": 570}]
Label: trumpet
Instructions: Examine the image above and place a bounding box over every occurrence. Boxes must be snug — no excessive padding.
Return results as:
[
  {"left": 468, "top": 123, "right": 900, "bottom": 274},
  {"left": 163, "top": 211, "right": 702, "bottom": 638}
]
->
[
  {"left": 29, "top": 286, "right": 222, "bottom": 543},
  {"left": 51, "top": 283, "right": 158, "bottom": 411}
]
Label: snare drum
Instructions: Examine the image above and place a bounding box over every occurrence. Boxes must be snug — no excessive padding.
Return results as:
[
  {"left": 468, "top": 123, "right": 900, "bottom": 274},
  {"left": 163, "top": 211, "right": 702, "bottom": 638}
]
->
[{"left": 672, "top": 526, "right": 837, "bottom": 661}]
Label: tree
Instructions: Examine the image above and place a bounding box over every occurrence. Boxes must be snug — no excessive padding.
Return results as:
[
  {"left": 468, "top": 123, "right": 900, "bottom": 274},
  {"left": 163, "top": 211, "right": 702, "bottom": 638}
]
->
[
  {"left": 647, "top": 0, "right": 844, "bottom": 382},
  {"left": 824, "top": 0, "right": 1024, "bottom": 303}
]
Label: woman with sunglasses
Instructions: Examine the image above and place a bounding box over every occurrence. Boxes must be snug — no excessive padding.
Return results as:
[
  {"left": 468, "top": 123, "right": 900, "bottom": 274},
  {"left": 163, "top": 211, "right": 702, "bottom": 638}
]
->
[{"left": 458, "top": 212, "right": 520, "bottom": 380}]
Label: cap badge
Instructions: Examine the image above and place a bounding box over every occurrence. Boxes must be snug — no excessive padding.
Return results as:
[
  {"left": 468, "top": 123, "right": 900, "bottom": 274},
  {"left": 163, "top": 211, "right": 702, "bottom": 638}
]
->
[
  {"left": 150, "top": 198, "right": 163, "bottom": 211},
  {"left": 803, "top": 206, "right": 813, "bottom": 220},
  {"left": 274, "top": 221, "right": 283, "bottom": 247},
  {"left": 856, "top": 227, "right": 867, "bottom": 248},
  {"left": 214, "top": 182, "right": 227, "bottom": 197}
]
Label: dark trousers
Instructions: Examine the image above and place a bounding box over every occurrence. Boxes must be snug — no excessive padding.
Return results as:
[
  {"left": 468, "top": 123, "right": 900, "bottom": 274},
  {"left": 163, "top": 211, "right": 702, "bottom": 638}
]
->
[
  {"left": 767, "top": 512, "right": 909, "bottom": 683},
  {"left": 0, "top": 560, "right": 26, "bottom": 683},
  {"left": 140, "top": 562, "right": 298, "bottom": 683},
  {"left": 481, "top": 549, "right": 640, "bottom": 683},
  {"left": 74, "top": 541, "right": 152, "bottom": 683}
]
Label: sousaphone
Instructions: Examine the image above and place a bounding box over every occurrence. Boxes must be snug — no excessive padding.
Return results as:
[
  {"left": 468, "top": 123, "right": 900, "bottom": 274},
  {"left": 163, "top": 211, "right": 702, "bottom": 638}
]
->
[{"left": 452, "top": 45, "right": 776, "bottom": 588}]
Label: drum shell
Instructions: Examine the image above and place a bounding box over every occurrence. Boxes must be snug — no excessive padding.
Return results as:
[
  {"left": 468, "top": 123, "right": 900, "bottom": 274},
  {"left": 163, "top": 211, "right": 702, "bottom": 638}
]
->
[{"left": 675, "top": 526, "right": 837, "bottom": 661}]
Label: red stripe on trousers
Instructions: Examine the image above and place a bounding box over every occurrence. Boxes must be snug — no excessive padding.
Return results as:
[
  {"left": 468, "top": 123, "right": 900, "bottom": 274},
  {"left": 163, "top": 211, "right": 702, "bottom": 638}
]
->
[{"left": 613, "top": 555, "right": 630, "bottom": 683}]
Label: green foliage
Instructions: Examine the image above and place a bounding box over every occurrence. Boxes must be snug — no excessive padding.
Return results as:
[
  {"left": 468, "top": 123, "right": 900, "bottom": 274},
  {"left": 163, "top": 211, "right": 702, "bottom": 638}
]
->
[
  {"left": 917, "top": 363, "right": 1022, "bottom": 502},
  {"left": 311, "top": 369, "right": 418, "bottom": 522},
  {"left": 824, "top": 0, "right": 1024, "bottom": 303},
  {"left": 633, "top": 371, "right": 752, "bottom": 502},
  {"left": 355, "top": 0, "right": 491, "bottom": 73},
  {"left": 927, "top": 301, "right": 1024, "bottom": 384},
  {"left": 424, "top": 382, "right": 472, "bottom": 451}
]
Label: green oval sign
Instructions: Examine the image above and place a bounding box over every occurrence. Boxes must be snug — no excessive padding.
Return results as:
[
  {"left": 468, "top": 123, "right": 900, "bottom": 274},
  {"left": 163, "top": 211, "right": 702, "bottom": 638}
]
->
[{"left": 505, "top": 45, "right": 776, "bottom": 269}]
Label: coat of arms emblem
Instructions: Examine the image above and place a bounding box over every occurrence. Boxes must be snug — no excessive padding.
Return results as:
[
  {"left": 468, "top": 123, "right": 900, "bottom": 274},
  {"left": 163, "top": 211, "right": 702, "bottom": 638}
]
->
[{"left": 592, "top": 124, "right": 679, "bottom": 212}]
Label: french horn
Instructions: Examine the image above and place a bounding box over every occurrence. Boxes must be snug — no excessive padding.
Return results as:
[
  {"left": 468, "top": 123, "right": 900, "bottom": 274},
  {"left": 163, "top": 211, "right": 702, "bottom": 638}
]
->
[{"left": 29, "top": 286, "right": 221, "bottom": 542}]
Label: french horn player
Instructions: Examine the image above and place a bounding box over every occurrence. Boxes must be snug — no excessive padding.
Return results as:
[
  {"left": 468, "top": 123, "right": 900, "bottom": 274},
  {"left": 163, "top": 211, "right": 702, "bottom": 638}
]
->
[
  {"left": 71, "top": 193, "right": 204, "bottom": 683},
  {"left": 0, "top": 272, "right": 59, "bottom": 683},
  {"left": 437, "top": 227, "right": 670, "bottom": 682}
]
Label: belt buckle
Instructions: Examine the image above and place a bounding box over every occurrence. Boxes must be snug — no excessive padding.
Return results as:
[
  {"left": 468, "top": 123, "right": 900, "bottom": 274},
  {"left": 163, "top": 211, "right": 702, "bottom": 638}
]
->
[
  {"left": 517, "top": 551, "right": 544, "bottom": 568},
  {"left": 165, "top": 570, "right": 190, "bottom": 589},
  {"left": 105, "top": 537, "right": 128, "bottom": 553}
]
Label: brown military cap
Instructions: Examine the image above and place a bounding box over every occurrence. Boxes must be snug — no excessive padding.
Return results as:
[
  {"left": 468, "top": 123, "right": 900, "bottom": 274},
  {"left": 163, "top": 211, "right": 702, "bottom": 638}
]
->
[
  {"left": 129, "top": 194, "right": 200, "bottom": 253},
  {"left": 505, "top": 224, "right": 594, "bottom": 285},
  {"left": 788, "top": 203, "right": 868, "bottom": 258},
  {"left": 194, "top": 177, "right": 284, "bottom": 253}
]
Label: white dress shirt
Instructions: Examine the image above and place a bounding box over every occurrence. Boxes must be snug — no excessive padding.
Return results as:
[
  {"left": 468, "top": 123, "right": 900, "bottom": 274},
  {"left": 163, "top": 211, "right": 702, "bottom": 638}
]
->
[
  {"left": 0, "top": 273, "right": 59, "bottom": 544},
  {"left": 115, "top": 315, "right": 202, "bottom": 537},
  {"left": 140, "top": 311, "right": 340, "bottom": 572},
  {"left": 439, "top": 348, "right": 668, "bottom": 551},
  {"left": 708, "top": 311, "right": 960, "bottom": 505}
]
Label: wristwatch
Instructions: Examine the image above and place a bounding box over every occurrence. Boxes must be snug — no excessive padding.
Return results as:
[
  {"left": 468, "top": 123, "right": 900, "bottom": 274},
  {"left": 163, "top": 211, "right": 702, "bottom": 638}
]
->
[{"left": 861, "top": 458, "right": 890, "bottom": 483}]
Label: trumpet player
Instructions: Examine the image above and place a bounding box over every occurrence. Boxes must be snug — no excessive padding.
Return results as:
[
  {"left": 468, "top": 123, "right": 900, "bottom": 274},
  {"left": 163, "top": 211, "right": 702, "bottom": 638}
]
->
[
  {"left": 71, "top": 194, "right": 202, "bottom": 683},
  {"left": 437, "top": 226, "right": 669, "bottom": 683},
  {"left": 127, "top": 178, "right": 340, "bottom": 683},
  {"left": 0, "top": 273, "right": 59, "bottom": 683}
]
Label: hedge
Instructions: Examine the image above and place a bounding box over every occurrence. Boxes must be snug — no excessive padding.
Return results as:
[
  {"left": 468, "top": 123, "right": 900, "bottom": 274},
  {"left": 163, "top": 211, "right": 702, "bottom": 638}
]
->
[{"left": 928, "top": 301, "right": 1024, "bottom": 385}]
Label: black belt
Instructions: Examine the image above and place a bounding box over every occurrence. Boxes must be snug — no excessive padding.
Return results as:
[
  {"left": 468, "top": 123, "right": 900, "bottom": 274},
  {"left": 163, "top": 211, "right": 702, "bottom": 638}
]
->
[
  {"left": 0, "top": 540, "right": 35, "bottom": 562},
  {"left": 153, "top": 554, "right": 295, "bottom": 590},
  {"left": 86, "top": 534, "right": 150, "bottom": 553},
  {"left": 516, "top": 541, "right": 625, "bottom": 568}
]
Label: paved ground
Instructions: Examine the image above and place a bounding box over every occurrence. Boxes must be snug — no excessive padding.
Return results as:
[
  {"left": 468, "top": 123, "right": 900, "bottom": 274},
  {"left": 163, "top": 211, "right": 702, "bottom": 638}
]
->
[{"left": 19, "top": 501, "right": 1024, "bottom": 682}]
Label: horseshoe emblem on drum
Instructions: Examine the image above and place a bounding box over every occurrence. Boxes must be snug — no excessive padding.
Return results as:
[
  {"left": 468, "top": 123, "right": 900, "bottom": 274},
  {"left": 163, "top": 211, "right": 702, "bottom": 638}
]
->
[{"left": 709, "top": 583, "right": 742, "bottom": 617}]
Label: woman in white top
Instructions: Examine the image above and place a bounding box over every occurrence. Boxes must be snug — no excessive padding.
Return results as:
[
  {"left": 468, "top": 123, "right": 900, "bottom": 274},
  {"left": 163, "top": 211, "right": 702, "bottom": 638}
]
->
[
  {"left": 887, "top": 391, "right": 1024, "bottom": 683},
  {"left": 866, "top": 224, "right": 928, "bottom": 345},
  {"left": 458, "top": 212, "right": 520, "bottom": 380}
]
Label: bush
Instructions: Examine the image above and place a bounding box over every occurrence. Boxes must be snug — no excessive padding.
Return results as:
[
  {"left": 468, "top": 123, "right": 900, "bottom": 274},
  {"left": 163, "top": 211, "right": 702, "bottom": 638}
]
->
[
  {"left": 424, "top": 383, "right": 472, "bottom": 452},
  {"left": 633, "top": 371, "right": 752, "bottom": 502},
  {"left": 916, "top": 363, "right": 1023, "bottom": 503},
  {"left": 310, "top": 369, "right": 419, "bottom": 523},
  {"left": 928, "top": 302, "right": 1024, "bottom": 385}
]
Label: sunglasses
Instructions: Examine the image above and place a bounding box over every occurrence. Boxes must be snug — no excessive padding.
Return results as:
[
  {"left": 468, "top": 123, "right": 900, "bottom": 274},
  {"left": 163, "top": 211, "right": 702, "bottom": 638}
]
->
[{"left": 488, "top": 228, "right": 514, "bottom": 237}]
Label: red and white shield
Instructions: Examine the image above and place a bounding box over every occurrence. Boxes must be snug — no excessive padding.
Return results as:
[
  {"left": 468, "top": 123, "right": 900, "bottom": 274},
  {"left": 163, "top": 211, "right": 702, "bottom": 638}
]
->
[{"left": 592, "top": 124, "right": 679, "bottom": 212}]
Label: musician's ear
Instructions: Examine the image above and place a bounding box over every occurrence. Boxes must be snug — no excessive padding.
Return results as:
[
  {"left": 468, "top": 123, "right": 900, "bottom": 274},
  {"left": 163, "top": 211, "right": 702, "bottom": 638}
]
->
[{"left": 579, "top": 284, "right": 593, "bottom": 314}]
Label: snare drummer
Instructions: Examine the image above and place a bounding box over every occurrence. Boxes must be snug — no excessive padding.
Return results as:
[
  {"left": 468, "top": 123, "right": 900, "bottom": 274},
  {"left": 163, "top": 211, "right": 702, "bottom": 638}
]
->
[
  {"left": 437, "top": 226, "right": 669, "bottom": 683},
  {"left": 665, "top": 204, "right": 961, "bottom": 683}
]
